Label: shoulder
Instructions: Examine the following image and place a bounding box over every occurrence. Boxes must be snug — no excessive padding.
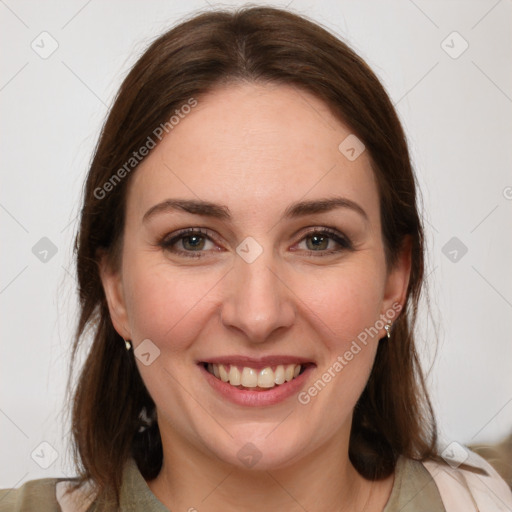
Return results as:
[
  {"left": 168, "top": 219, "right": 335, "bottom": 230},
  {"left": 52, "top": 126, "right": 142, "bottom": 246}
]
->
[
  {"left": 385, "top": 450, "right": 512, "bottom": 512},
  {"left": 0, "top": 478, "right": 61, "bottom": 512},
  {"left": 421, "top": 448, "right": 512, "bottom": 511},
  {"left": 384, "top": 456, "right": 445, "bottom": 510},
  {"left": 0, "top": 477, "right": 96, "bottom": 512}
]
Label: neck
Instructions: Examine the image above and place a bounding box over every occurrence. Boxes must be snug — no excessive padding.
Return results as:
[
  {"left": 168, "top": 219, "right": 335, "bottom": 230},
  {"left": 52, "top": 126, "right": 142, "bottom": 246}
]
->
[{"left": 147, "top": 427, "right": 379, "bottom": 512}]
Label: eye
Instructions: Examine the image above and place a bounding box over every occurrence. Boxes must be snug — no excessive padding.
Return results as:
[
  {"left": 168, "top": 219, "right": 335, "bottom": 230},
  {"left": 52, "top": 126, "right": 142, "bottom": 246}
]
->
[
  {"left": 159, "top": 226, "right": 353, "bottom": 259},
  {"left": 159, "top": 228, "right": 220, "bottom": 258},
  {"left": 294, "top": 227, "right": 353, "bottom": 257}
]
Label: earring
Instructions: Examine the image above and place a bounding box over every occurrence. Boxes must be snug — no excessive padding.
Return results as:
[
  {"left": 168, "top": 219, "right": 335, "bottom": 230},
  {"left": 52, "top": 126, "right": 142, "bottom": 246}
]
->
[
  {"left": 384, "top": 321, "right": 392, "bottom": 339},
  {"left": 123, "top": 338, "right": 132, "bottom": 350},
  {"left": 138, "top": 406, "right": 156, "bottom": 432}
]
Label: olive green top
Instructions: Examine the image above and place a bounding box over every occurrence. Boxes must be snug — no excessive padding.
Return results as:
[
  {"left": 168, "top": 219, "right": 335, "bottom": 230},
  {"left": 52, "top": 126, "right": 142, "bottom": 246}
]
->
[{"left": 0, "top": 455, "right": 446, "bottom": 511}]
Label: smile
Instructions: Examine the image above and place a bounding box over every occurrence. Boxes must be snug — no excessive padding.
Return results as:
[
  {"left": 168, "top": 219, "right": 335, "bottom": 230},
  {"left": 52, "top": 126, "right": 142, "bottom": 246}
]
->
[
  {"left": 203, "top": 362, "right": 307, "bottom": 390},
  {"left": 198, "top": 356, "right": 316, "bottom": 406}
]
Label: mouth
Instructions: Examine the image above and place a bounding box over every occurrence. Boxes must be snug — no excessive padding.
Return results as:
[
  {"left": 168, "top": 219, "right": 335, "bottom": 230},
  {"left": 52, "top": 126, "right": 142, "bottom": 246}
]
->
[{"left": 200, "top": 361, "right": 313, "bottom": 391}]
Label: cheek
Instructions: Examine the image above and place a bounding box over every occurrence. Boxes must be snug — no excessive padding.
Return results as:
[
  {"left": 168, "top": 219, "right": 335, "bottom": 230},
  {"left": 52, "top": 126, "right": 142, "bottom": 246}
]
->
[
  {"left": 298, "top": 259, "right": 386, "bottom": 347},
  {"left": 122, "top": 258, "right": 222, "bottom": 354},
  {"left": 295, "top": 263, "right": 386, "bottom": 430}
]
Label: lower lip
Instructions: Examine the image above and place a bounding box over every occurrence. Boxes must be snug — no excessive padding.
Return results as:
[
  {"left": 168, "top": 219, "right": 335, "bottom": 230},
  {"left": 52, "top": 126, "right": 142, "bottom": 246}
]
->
[{"left": 199, "top": 364, "right": 314, "bottom": 407}]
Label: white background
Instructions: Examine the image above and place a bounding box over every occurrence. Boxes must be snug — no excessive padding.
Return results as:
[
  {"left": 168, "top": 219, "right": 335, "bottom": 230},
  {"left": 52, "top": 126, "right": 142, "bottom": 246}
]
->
[{"left": 1, "top": 0, "right": 511, "bottom": 488}]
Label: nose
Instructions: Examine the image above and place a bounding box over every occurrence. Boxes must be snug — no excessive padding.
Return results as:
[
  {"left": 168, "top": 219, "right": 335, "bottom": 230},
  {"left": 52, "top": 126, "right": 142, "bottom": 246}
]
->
[{"left": 220, "top": 250, "right": 295, "bottom": 344}]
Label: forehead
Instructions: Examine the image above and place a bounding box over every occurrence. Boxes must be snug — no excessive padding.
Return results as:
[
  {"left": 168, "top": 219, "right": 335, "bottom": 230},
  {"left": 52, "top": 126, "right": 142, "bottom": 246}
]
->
[{"left": 126, "top": 82, "right": 379, "bottom": 226}]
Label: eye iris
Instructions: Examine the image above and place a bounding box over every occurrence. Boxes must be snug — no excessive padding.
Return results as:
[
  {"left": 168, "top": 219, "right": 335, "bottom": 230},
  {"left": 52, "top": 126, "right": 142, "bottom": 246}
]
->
[
  {"left": 307, "top": 234, "right": 328, "bottom": 251},
  {"left": 183, "top": 235, "right": 205, "bottom": 251}
]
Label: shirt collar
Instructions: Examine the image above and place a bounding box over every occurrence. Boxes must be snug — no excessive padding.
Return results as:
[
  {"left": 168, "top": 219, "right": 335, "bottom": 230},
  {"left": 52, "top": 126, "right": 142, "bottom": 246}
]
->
[{"left": 119, "top": 458, "right": 169, "bottom": 511}]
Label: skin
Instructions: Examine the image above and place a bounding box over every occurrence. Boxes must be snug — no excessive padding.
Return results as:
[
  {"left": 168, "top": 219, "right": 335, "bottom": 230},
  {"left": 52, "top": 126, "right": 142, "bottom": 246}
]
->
[{"left": 100, "top": 82, "right": 411, "bottom": 511}]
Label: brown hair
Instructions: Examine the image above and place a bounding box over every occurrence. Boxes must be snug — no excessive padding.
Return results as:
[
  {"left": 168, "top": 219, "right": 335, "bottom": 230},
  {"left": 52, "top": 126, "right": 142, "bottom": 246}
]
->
[{"left": 68, "top": 5, "right": 438, "bottom": 507}]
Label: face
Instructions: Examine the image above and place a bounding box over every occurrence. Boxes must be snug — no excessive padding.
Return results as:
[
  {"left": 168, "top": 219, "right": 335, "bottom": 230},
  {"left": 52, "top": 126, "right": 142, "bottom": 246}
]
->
[{"left": 100, "top": 82, "right": 410, "bottom": 472}]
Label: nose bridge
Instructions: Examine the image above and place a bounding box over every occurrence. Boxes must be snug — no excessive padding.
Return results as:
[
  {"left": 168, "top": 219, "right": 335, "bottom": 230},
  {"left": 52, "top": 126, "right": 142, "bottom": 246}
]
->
[{"left": 220, "top": 243, "right": 295, "bottom": 342}]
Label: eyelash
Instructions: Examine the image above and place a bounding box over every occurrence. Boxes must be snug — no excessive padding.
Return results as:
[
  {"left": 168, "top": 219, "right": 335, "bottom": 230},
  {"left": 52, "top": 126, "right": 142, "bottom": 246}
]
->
[{"left": 159, "top": 227, "right": 353, "bottom": 259}]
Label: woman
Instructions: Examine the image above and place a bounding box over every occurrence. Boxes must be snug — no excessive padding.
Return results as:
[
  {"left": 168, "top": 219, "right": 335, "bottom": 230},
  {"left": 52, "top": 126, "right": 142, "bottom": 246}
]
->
[{"left": 1, "top": 6, "right": 511, "bottom": 512}]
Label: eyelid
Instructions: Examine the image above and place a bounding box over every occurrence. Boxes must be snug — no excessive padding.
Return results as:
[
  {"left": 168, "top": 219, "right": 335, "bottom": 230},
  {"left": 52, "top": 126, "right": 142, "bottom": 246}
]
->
[
  {"left": 163, "top": 227, "right": 216, "bottom": 242},
  {"left": 160, "top": 227, "right": 221, "bottom": 255}
]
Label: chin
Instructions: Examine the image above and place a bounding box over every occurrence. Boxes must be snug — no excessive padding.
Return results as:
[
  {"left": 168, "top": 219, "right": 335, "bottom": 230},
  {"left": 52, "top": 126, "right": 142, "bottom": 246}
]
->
[{"left": 206, "top": 425, "right": 310, "bottom": 472}]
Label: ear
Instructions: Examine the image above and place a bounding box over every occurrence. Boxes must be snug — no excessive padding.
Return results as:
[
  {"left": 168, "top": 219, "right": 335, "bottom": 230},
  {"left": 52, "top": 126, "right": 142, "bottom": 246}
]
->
[
  {"left": 381, "top": 235, "right": 412, "bottom": 327},
  {"left": 97, "top": 249, "right": 132, "bottom": 340}
]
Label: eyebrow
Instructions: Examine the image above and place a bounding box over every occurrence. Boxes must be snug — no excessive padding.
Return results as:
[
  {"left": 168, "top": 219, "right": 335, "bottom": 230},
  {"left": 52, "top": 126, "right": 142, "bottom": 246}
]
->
[{"left": 142, "top": 196, "right": 369, "bottom": 224}]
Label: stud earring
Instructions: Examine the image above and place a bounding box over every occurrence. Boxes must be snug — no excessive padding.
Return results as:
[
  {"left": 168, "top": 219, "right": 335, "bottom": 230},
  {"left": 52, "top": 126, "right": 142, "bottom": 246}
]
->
[
  {"left": 138, "top": 406, "right": 156, "bottom": 433},
  {"left": 384, "top": 321, "right": 392, "bottom": 339},
  {"left": 123, "top": 338, "right": 132, "bottom": 350}
]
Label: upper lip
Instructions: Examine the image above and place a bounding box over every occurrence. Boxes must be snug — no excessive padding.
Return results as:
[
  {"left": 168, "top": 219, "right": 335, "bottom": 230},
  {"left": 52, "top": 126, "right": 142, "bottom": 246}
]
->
[{"left": 199, "top": 355, "right": 315, "bottom": 370}]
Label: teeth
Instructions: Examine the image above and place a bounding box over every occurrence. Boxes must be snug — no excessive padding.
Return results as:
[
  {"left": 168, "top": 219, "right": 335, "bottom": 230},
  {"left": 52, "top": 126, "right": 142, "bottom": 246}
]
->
[
  {"left": 229, "top": 365, "right": 241, "bottom": 385},
  {"left": 285, "top": 364, "right": 295, "bottom": 382},
  {"left": 241, "top": 367, "right": 258, "bottom": 387},
  {"left": 219, "top": 364, "right": 229, "bottom": 382},
  {"left": 275, "top": 365, "right": 285, "bottom": 385},
  {"left": 206, "top": 363, "right": 304, "bottom": 389},
  {"left": 258, "top": 367, "right": 275, "bottom": 388}
]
